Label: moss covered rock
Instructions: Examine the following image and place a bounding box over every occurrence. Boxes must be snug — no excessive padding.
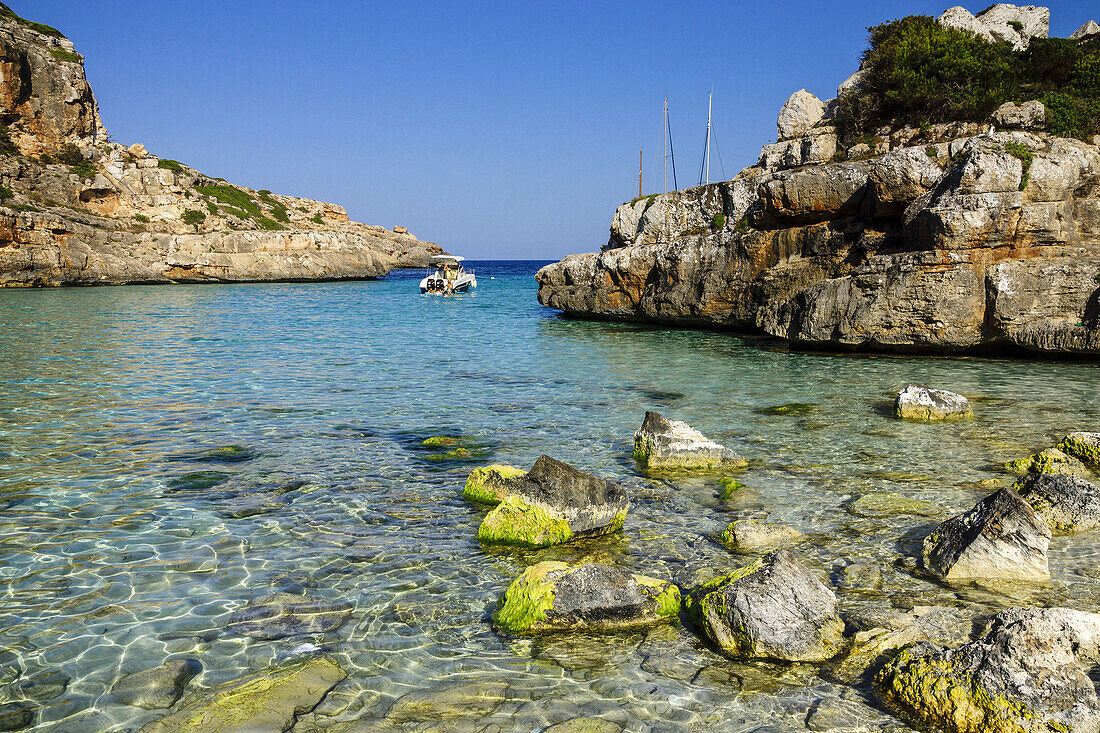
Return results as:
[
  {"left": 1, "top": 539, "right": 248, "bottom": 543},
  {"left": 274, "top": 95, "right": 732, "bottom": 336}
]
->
[
  {"left": 717, "top": 477, "right": 746, "bottom": 500},
  {"left": 476, "top": 455, "right": 629, "bottom": 548},
  {"left": 462, "top": 464, "right": 527, "bottom": 505},
  {"left": 1003, "top": 432, "right": 1100, "bottom": 479},
  {"left": 494, "top": 561, "right": 680, "bottom": 634},
  {"left": 685, "top": 549, "right": 843, "bottom": 662},
  {"left": 137, "top": 656, "right": 347, "bottom": 733},
  {"left": 875, "top": 607, "right": 1100, "bottom": 733},
  {"left": 633, "top": 411, "right": 747, "bottom": 471}
]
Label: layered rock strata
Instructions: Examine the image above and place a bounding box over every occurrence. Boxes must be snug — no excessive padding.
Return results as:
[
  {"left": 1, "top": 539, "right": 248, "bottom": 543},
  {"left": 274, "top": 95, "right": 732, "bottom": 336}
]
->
[
  {"left": 0, "top": 4, "right": 442, "bottom": 286},
  {"left": 536, "top": 8, "right": 1100, "bottom": 357}
]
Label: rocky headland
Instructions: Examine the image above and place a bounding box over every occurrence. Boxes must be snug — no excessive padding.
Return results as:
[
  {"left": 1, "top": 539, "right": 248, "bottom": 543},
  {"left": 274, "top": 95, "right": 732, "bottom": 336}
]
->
[
  {"left": 537, "top": 4, "right": 1100, "bottom": 356},
  {"left": 0, "top": 3, "right": 442, "bottom": 286}
]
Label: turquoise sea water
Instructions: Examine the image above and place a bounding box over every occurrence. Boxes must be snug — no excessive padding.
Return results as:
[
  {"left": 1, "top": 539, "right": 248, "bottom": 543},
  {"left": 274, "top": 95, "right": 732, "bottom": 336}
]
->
[{"left": 0, "top": 260, "right": 1098, "bottom": 732}]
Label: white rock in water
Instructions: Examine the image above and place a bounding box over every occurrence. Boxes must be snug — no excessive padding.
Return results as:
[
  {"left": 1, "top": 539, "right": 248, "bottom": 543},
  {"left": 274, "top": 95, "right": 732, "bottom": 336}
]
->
[
  {"left": 1070, "top": 20, "right": 1100, "bottom": 39},
  {"left": 633, "top": 411, "right": 746, "bottom": 470},
  {"left": 894, "top": 385, "right": 972, "bottom": 420},
  {"left": 776, "top": 89, "right": 825, "bottom": 141},
  {"left": 991, "top": 100, "right": 1046, "bottom": 130}
]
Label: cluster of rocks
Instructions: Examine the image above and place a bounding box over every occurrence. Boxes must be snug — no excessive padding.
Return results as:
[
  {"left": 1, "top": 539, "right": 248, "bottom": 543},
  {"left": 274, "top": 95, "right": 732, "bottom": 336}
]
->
[
  {"left": 0, "top": 8, "right": 443, "bottom": 286},
  {"left": 536, "top": 4, "right": 1100, "bottom": 357},
  {"left": 469, "top": 405, "right": 1100, "bottom": 733}
]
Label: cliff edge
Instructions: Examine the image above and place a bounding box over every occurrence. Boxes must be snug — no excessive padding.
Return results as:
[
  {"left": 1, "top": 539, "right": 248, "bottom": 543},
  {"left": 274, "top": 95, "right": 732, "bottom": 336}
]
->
[
  {"left": 536, "top": 4, "right": 1100, "bottom": 356},
  {"left": 0, "top": 2, "right": 442, "bottom": 286}
]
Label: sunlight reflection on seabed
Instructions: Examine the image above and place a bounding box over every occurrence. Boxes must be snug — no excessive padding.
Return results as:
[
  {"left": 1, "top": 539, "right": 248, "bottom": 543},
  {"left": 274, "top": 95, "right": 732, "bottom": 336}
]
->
[{"left": 0, "top": 266, "right": 1097, "bottom": 731}]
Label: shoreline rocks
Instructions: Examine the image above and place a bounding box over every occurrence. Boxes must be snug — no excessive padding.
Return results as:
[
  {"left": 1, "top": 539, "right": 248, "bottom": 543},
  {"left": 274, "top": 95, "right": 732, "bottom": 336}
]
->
[
  {"left": 921, "top": 488, "right": 1051, "bottom": 582},
  {"left": 476, "top": 456, "right": 629, "bottom": 548},
  {"left": 493, "top": 562, "right": 680, "bottom": 634},
  {"left": 875, "top": 607, "right": 1100, "bottom": 733},
  {"left": 894, "top": 386, "right": 973, "bottom": 420},
  {"left": 685, "top": 550, "right": 844, "bottom": 662},
  {"left": 632, "top": 412, "right": 747, "bottom": 471},
  {"left": 1015, "top": 472, "right": 1100, "bottom": 533},
  {"left": 1004, "top": 432, "right": 1100, "bottom": 478},
  {"left": 463, "top": 464, "right": 527, "bottom": 505}
]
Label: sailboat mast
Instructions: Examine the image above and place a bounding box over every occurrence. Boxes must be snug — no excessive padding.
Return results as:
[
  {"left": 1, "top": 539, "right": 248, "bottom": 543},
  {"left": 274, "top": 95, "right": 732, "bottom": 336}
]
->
[
  {"left": 705, "top": 91, "right": 712, "bottom": 185},
  {"left": 663, "top": 99, "right": 669, "bottom": 194},
  {"left": 638, "top": 147, "right": 643, "bottom": 198}
]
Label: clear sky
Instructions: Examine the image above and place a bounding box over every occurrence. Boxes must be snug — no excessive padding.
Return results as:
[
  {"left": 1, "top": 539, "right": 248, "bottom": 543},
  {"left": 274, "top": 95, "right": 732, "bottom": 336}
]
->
[{"left": 25, "top": 1, "right": 1094, "bottom": 259}]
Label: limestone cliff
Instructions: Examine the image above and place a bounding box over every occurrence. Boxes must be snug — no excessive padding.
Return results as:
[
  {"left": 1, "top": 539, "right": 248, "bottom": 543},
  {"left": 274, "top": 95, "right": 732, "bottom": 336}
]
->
[
  {"left": 537, "top": 4, "right": 1100, "bottom": 356},
  {"left": 0, "top": 3, "right": 442, "bottom": 286}
]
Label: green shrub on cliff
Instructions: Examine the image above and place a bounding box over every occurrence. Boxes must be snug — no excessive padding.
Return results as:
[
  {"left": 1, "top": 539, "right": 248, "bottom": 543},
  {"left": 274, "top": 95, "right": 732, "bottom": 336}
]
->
[
  {"left": 836, "top": 17, "right": 1100, "bottom": 140},
  {"left": 181, "top": 209, "right": 206, "bottom": 230},
  {"left": 0, "top": 2, "right": 65, "bottom": 38},
  {"left": 157, "top": 159, "right": 184, "bottom": 173},
  {"left": 196, "top": 184, "right": 262, "bottom": 218},
  {"left": 48, "top": 48, "right": 80, "bottom": 63},
  {"left": 0, "top": 185, "right": 13, "bottom": 203}
]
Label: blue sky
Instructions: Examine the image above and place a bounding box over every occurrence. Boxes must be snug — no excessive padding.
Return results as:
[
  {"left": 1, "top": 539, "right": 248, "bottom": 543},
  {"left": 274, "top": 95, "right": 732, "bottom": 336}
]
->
[{"left": 26, "top": 1, "right": 1094, "bottom": 259}]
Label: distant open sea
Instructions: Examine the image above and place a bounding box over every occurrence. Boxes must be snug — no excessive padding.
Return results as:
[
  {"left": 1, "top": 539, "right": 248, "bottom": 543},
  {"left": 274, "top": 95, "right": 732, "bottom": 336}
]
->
[{"left": 1, "top": 260, "right": 1098, "bottom": 731}]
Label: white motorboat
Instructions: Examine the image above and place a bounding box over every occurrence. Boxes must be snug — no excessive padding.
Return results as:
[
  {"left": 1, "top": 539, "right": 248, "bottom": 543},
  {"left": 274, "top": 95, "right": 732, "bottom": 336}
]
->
[{"left": 419, "top": 255, "right": 477, "bottom": 295}]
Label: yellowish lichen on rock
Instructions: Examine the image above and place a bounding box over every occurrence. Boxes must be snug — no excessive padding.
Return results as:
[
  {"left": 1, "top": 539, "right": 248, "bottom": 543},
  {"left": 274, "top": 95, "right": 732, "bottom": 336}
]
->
[
  {"left": 493, "top": 561, "right": 564, "bottom": 633},
  {"left": 462, "top": 464, "right": 526, "bottom": 505}
]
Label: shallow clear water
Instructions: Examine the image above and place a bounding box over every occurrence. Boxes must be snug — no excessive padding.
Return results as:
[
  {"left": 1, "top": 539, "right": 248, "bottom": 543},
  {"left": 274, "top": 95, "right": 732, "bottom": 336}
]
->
[{"left": 0, "top": 261, "right": 1097, "bottom": 732}]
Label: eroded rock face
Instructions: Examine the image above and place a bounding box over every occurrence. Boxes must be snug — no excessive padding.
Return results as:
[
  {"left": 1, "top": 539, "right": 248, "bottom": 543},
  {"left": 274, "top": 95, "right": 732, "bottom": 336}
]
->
[
  {"left": 493, "top": 561, "right": 680, "bottom": 634},
  {"left": 894, "top": 386, "right": 973, "bottom": 420},
  {"left": 937, "top": 4, "right": 1049, "bottom": 51},
  {"left": 991, "top": 100, "right": 1046, "bottom": 130},
  {"left": 0, "top": 9, "right": 444, "bottom": 286},
  {"left": 1015, "top": 472, "right": 1100, "bottom": 532},
  {"left": 875, "top": 607, "right": 1100, "bottom": 733},
  {"left": 685, "top": 549, "right": 844, "bottom": 662},
  {"left": 476, "top": 455, "right": 629, "bottom": 548},
  {"left": 537, "top": 129, "right": 1100, "bottom": 356},
  {"left": 921, "top": 488, "right": 1051, "bottom": 582},
  {"left": 632, "top": 411, "right": 746, "bottom": 470}
]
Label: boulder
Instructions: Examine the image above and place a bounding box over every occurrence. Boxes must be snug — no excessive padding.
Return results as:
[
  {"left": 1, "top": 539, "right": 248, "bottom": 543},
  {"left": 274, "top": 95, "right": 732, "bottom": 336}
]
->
[
  {"left": 137, "top": 656, "right": 347, "bottom": 733},
  {"left": 1070, "top": 20, "right": 1100, "bottom": 39},
  {"left": 685, "top": 549, "right": 844, "bottom": 662},
  {"left": 462, "top": 464, "right": 526, "bottom": 505},
  {"left": 777, "top": 89, "right": 826, "bottom": 140},
  {"left": 975, "top": 4, "right": 1050, "bottom": 50},
  {"left": 476, "top": 455, "right": 629, "bottom": 548},
  {"left": 875, "top": 607, "right": 1100, "bottom": 733},
  {"left": 127, "top": 143, "right": 148, "bottom": 158},
  {"left": 718, "top": 519, "right": 805, "bottom": 553},
  {"left": 894, "top": 385, "right": 972, "bottom": 420},
  {"left": 937, "top": 6, "right": 996, "bottom": 42},
  {"left": 110, "top": 659, "right": 201, "bottom": 710},
  {"left": 754, "top": 161, "right": 870, "bottom": 226},
  {"left": 1014, "top": 472, "right": 1100, "bottom": 533},
  {"left": 869, "top": 147, "right": 946, "bottom": 216},
  {"left": 758, "top": 128, "right": 838, "bottom": 171},
  {"left": 632, "top": 411, "right": 746, "bottom": 470},
  {"left": 991, "top": 100, "right": 1045, "bottom": 130},
  {"left": 493, "top": 561, "right": 680, "bottom": 634},
  {"left": 226, "top": 593, "right": 353, "bottom": 640},
  {"left": 921, "top": 488, "right": 1051, "bottom": 582},
  {"left": 1004, "top": 432, "right": 1100, "bottom": 477},
  {"left": 837, "top": 70, "right": 867, "bottom": 97}
]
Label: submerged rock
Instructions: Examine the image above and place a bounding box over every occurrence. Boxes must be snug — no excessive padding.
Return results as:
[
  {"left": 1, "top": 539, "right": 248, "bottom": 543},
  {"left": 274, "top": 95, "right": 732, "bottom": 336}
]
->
[
  {"left": 110, "top": 658, "right": 201, "bottom": 709},
  {"left": 894, "top": 386, "right": 972, "bottom": 420},
  {"left": 0, "top": 703, "right": 33, "bottom": 732},
  {"left": 226, "top": 593, "right": 353, "bottom": 640},
  {"left": 718, "top": 519, "right": 805, "bottom": 553},
  {"left": 137, "top": 656, "right": 346, "bottom": 733},
  {"left": 921, "top": 488, "right": 1050, "bottom": 582},
  {"left": 384, "top": 679, "right": 508, "bottom": 724},
  {"left": 685, "top": 549, "right": 843, "bottom": 662},
  {"left": 875, "top": 607, "right": 1100, "bottom": 733},
  {"left": 462, "top": 464, "right": 526, "bottom": 505},
  {"left": 717, "top": 477, "right": 747, "bottom": 500},
  {"left": 632, "top": 411, "right": 746, "bottom": 471},
  {"left": 847, "top": 491, "right": 940, "bottom": 518},
  {"left": 477, "top": 455, "right": 629, "bottom": 548},
  {"left": 1014, "top": 472, "right": 1100, "bottom": 533},
  {"left": 493, "top": 561, "right": 680, "bottom": 634}
]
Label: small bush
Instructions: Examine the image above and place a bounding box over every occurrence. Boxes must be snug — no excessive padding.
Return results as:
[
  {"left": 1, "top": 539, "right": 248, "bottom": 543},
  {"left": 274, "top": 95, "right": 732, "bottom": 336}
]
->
[
  {"left": 48, "top": 48, "right": 80, "bottom": 63},
  {"left": 1003, "top": 142, "right": 1033, "bottom": 190},
  {"left": 181, "top": 209, "right": 206, "bottom": 230},
  {"left": 38, "top": 153, "right": 53, "bottom": 164},
  {"left": 134, "top": 213, "right": 149, "bottom": 223},
  {"left": 256, "top": 216, "right": 282, "bottom": 231},
  {"left": 735, "top": 217, "right": 752, "bottom": 234},
  {"left": 0, "top": 3, "right": 66, "bottom": 37},
  {"left": 195, "top": 184, "right": 261, "bottom": 218},
  {"left": 711, "top": 213, "right": 726, "bottom": 229},
  {"left": 311, "top": 213, "right": 324, "bottom": 225},
  {"left": 11, "top": 203, "right": 36, "bottom": 212},
  {"left": 206, "top": 201, "right": 217, "bottom": 214},
  {"left": 157, "top": 159, "right": 184, "bottom": 173},
  {"left": 55, "top": 143, "right": 84, "bottom": 166},
  {"left": 271, "top": 204, "right": 289, "bottom": 223},
  {"left": 70, "top": 160, "right": 96, "bottom": 180},
  {"left": 0, "top": 185, "right": 13, "bottom": 203},
  {"left": 678, "top": 225, "right": 707, "bottom": 238},
  {"left": 926, "top": 145, "right": 939, "bottom": 159}
]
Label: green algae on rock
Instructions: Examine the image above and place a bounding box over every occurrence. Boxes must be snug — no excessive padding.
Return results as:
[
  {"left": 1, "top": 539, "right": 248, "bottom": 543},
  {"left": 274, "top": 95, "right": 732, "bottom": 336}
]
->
[
  {"left": 633, "top": 411, "right": 746, "bottom": 471},
  {"left": 494, "top": 561, "right": 681, "bottom": 634},
  {"left": 1003, "top": 432, "right": 1100, "bottom": 478},
  {"left": 717, "top": 477, "right": 746, "bottom": 500},
  {"left": 137, "top": 656, "right": 347, "bottom": 733},
  {"left": 475, "top": 455, "right": 629, "bottom": 548},
  {"left": 685, "top": 550, "right": 843, "bottom": 662},
  {"left": 847, "top": 492, "right": 940, "bottom": 518},
  {"left": 756, "top": 403, "right": 818, "bottom": 416},
  {"left": 874, "top": 607, "right": 1100, "bottom": 733},
  {"left": 462, "top": 464, "right": 527, "bottom": 505}
]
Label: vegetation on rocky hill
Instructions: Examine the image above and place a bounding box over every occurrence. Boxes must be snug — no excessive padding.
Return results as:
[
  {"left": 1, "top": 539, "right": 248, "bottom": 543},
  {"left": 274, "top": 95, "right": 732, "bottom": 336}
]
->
[{"left": 835, "top": 15, "right": 1100, "bottom": 140}]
